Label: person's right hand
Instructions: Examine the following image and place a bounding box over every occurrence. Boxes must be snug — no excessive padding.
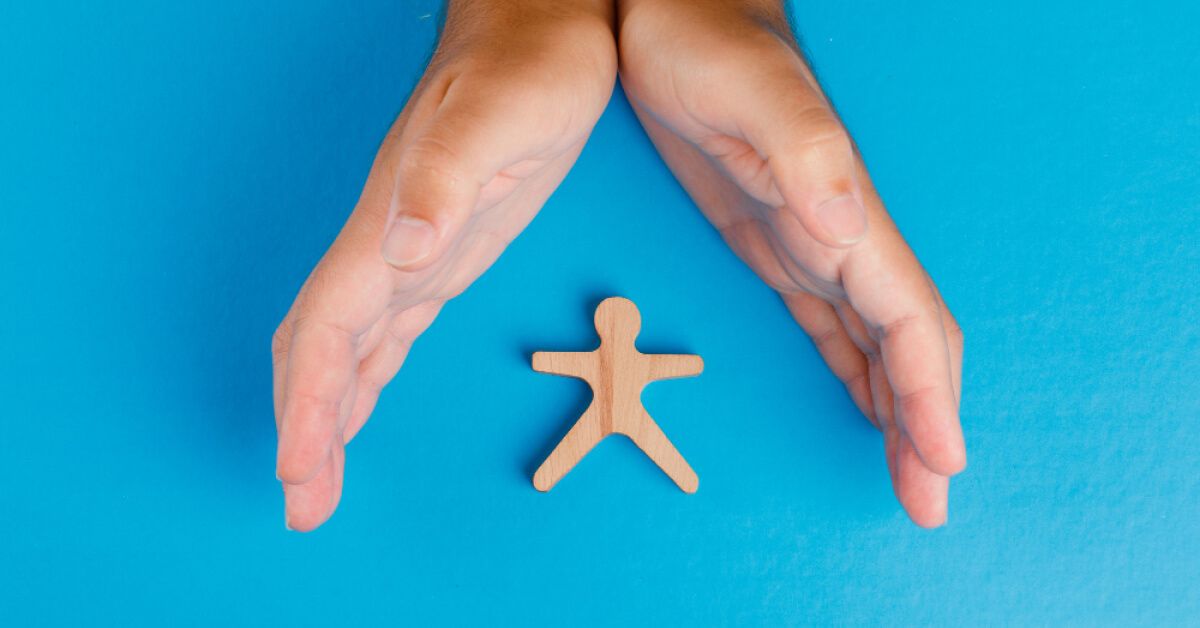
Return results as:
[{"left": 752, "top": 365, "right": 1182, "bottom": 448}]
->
[{"left": 272, "top": 0, "right": 617, "bottom": 532}]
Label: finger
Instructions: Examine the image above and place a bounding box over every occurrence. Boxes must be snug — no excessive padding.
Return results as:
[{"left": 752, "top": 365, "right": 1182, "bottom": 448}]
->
[
  {"left": 722, "top": 52, "right": 867, "bottom": 247},
  {"left": 929, "top": 279, "right": 963, "bottom": 403},
  {"left": 892, "top": 433, "right": 950, "bottom": 528},
  {"left": 343, "top": 329, "right": 410, "bottom": 445},
  {"left": 880, "top": 305, "right": 964, "bottom": 476},
  {"left": 868, "top": 355, "right": 895, "bottom": 431},
  {"left": 883, "top": 421, "right": 900, "bottom": 483},
  {"left": 876, "top": 360, "right": 950, "bottom": 527},
  {"left": 781, "top": 291, "right": 876, "bottom": 427},
  {"left": 843, "top": 242, "right": 966, "bottom": 476},
  {"left": 343, "top": 301, "right": 444, "bottom": 443},
  {"left": 380, "top": 78, "right": 568, "bottom": 270},
  {"left": 271, "top": 314, "right": 293, "bottom": 433},
  {"left": 276, "top": 317, "right": 357, "bottom": 484},
  {"left": 284, "top": 437, "right": 346, "bottom": 532}
]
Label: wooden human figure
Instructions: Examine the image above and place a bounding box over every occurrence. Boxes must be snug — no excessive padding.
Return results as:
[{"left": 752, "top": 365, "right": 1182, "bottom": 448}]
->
[{"left": 532, "top": 297, "right": 703, "bottom": 493}]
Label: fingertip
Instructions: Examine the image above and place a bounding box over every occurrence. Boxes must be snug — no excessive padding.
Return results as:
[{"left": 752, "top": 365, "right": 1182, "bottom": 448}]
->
[
  {"left": 897, "top": 389, "right": 968, "bottom": 476},
  {"left": 282, "top": 473, "right": 338, "bottom": 533},
  {"left": 893, "top": 435, "right": 951, "bottom": 529},
  {"left": 913, "top": 435, "right": 968, "bottom": 477},
  {"left": 283, "top": 501, "right": 330, "bottom": 533},
  {"left": 283, "top": 484, "right": 321, "bottom": 532},
  {"left": 909, "top": 506, "right": 948, "bottom": 529},
  {"left": 276, "top": 401, "right": 339, "bottom": 484},
  {"left": 940, "top": 447, "right": 968, "bottom": 477},
  {"left": 276, "top": 442, "right": 331, "bottom": 486}
]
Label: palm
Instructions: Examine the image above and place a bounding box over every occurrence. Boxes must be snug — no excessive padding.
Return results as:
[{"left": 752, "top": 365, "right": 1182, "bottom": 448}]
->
[
  {"left": 619, "top": 3, "right": 966, "bottom": 527},
  {"left": 280, "top": 142, "right": 578, "bottom": 437},
  {"left": 273, "top": 8, "right": 616, "bottom": 531}
]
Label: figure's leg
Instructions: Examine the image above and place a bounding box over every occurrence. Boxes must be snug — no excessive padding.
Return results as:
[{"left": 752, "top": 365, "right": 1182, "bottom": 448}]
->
[
  {"left": 533, "top": 408, "right": 604, "bottom": 492},
  {"left": 626, "top": 413, "right": 699, "bottom": 493}
]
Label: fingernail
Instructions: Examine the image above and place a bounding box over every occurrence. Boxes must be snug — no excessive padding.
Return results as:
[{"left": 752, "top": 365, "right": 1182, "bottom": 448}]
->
[
  {"left": 816, "top": 194, "right": 867, "bottom": 244},
  {"left": 381, "top": 215, "right": 436, "bottom": 267}
]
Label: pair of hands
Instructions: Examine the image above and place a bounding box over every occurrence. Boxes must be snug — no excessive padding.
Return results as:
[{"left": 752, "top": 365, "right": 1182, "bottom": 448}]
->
[{"left": 272, "top": 0, "right": 966, "bottom": 532}]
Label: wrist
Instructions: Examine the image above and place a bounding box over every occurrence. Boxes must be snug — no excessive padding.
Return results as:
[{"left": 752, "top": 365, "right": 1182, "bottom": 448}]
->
[
  {"left": 617, "top": 0, "right": 792, "bottom": 47},
  {"left": 447, "top": 0, "right": 614, "bottom": 32},
  {"left": 440, "top": 0, "right": 616, "bottom": 58},
  {"left": 619, "top": 0, "right": 783, "bottom": 13}
]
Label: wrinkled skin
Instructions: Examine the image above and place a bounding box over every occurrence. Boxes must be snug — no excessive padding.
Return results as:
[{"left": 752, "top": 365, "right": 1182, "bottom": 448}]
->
[{"left": 274, "top": 0, "right": 965, "bottom": 532}]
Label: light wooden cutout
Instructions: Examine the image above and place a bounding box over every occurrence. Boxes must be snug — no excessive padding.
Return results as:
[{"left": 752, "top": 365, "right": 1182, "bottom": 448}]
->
[{"left": 532, "top": 297, "right": 702, "bottom": 493}]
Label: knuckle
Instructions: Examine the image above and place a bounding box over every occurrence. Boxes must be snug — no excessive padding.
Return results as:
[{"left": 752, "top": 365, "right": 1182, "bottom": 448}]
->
[
  {"left": 397, "top": 136, "right": 465, "bottom": 184},
  {"left": 291, "top": 391, "right": 342, "bottom": 420},
  {"left": 947, "top": 321, "right": 965, "bottom": 350},
  {"left": 896, "top": 385, "right": 940, "bottom": 420},
  {"left": 812, "top": 325, "right": 842, "bottom": 350},
  {"left": 357, "top": 376, "right": 387, "bottom": 398},
  {"left": 880, "top": 311, "right": 922, "bottom": 339},
  {"left": 946, "top": 316, "right": 964, "bottom": 342},
  {"left": 393, "top": 137, "right": 476, "bottom": 213},
  {"left": 936, "top": 299, "right": 965, "bottom": 349},
  {"left": 786, "top": 109, "right": 853, "bottom": 161},
  {"left": 844, "top": 371, "right": 870, "bottom": 390}
]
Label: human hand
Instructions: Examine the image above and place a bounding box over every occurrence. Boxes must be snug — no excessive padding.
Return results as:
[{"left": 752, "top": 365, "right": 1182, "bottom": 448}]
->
[
  {"left": 617, "top": 0, "right": 965, "bottom": 526},
  {"left": 273, "top": 0, "right": 617, "bottom": 531}
]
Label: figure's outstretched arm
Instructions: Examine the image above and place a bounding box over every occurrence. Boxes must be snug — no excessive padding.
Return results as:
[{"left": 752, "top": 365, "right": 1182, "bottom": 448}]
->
[
  {"left": 533, "top": 407, "right": 604, "bottom": 491},
  {"left": 646, "top": 354, "right": 704, "bottom": 380},
  {"left": 532, "top": 351, "right": 597, "bottom": 380}
]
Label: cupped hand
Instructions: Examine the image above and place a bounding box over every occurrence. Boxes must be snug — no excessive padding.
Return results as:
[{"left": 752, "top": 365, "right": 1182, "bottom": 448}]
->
[
  {"left": 618, "top": 0, "right": 965, "bottom": 527},
  {"left": 273, "top": 0, "right": 617, "bottom": 531}
]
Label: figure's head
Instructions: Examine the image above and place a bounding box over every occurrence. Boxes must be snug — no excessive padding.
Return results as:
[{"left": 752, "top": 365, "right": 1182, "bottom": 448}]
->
[{"left": 594, "top": 297, "right": 641, "bottom": 345}]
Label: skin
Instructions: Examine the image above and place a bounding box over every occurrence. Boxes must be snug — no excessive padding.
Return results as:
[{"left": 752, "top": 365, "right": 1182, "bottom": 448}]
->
[
  {"left": 272, "top": 0, "right": 618, "bottom": 531},
  {"left": 274, "top": 0, "right": 965, "bottom": 531},
  {"left": 618, "top": 0, "right": 965, "bottom": 527}
]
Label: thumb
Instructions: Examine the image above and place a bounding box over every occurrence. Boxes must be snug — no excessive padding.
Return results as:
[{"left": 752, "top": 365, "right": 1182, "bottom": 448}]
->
[
  {"left": 380, "top": 94, "right": 531, "bottom": 270},
  {"left": 736, "top": 63, "right": 868, "bottom": 247},
  {"left": 380, "top": 137, "right": 478, "bottom": 270}
]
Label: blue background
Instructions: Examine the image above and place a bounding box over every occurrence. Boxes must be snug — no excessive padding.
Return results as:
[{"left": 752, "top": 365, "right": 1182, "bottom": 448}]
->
[{"left": 2, "top": 0, "right": 1198, "bottom": 625}]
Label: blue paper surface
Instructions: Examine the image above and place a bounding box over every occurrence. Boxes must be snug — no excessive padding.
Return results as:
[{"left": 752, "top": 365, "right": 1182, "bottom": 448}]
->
[{"left": 1, "top": 0, "right": 1198, "bottom": 624}]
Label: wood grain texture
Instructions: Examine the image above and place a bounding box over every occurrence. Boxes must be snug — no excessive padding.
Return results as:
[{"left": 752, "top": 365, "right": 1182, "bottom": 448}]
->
[{"left": 532, "top": 297, "right": 702, "bottom": 493}]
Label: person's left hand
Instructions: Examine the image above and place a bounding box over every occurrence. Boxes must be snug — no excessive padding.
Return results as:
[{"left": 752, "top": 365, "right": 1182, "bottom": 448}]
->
[{"left": 617, "top": 0, "right": 965, "bottom": 527}]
